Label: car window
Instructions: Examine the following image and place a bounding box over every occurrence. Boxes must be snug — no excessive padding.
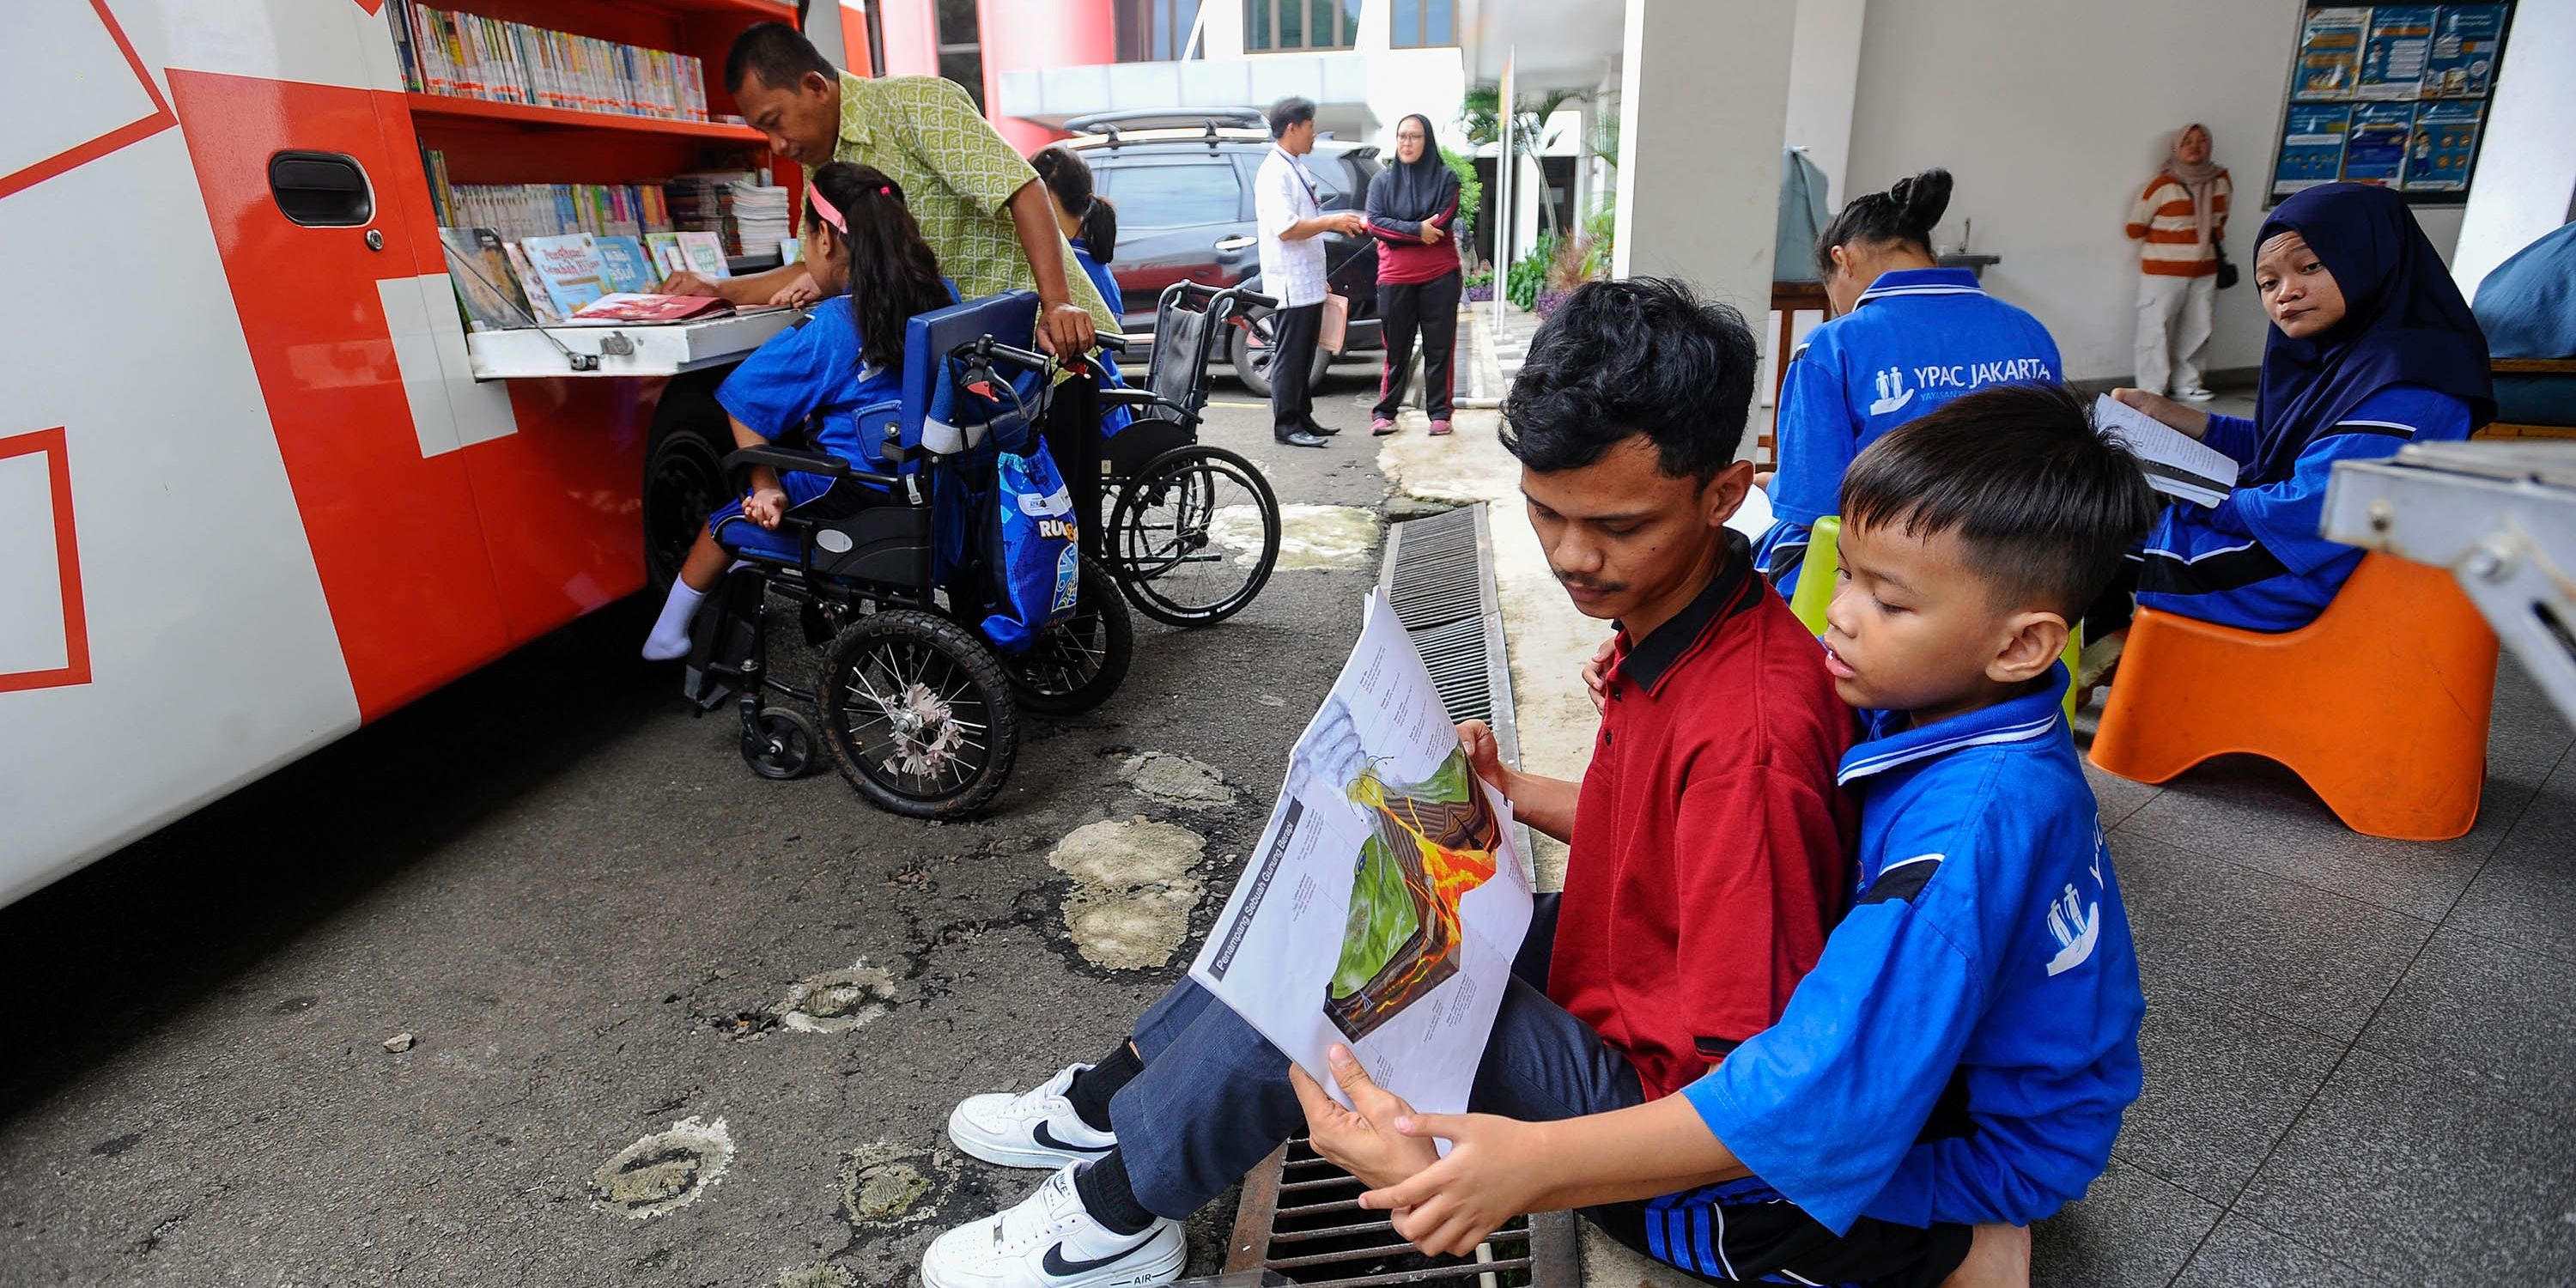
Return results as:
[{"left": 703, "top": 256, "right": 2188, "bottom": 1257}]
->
[
  {"left": 1306, "top": 154, "right": 1354, "bottom": 210},
  {"left": 1095, "top": 163, "right": 1242, "bottom": 229}
]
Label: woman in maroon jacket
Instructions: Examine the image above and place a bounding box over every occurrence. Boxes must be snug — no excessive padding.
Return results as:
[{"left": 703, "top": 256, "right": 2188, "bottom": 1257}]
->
[{"left": 1367, "top": 114, "right": 1464, "bottom": 436}]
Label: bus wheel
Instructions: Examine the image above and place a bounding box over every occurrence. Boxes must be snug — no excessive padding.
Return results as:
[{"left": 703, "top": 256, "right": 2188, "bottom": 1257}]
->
[{"left": 644, "top": 422, "right": 727, "bottom": 592}]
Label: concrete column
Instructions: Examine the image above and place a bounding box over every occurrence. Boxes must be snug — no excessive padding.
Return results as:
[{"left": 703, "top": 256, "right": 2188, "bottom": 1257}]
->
[
  {"left": 1783, "top": 0, "right": 1865, "bottom": 208},
  {"left": 1613, "top": 0, "right": 1794, "bottom": 453},
  {"left": 2451, "top": 0, "right": 2576, "bottom": 297}
]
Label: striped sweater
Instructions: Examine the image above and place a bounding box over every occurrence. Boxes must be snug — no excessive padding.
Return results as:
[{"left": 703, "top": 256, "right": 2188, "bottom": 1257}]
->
[{"left": 2125, "top": 169, "right": 2231, "bottom": 277}]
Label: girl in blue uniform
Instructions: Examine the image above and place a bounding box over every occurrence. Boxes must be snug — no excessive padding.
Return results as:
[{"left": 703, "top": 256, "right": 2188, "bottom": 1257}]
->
[
  {"left": 1033, "top": 146, "right": 1124, "bottom": 321},
  {"left": 2114, "top": 182, "right": 2493, "bottom": 634},
  {"left": 641, "top": 162, "right": 957, "bottom": 660},
  {"left": 1757, "top": 169, "right": 2063, "bottom": 595}
]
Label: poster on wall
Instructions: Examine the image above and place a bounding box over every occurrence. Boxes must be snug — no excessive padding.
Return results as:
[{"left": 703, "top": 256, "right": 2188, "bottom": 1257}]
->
[
  {"left": 2274, "top": 103, "right": 2356, "bottom": 195},
  {"left": 2423, "top": 4, "right": 2506, "bottom": 96},
  {"left": 2358, "top": 5, "right": 2439, "bottom": 99},
  {"left": 2292, "top": 7, "right": 2369, "bottom": 100},
  {"left": 2403, "top": 100, "right": 2484, "bottom": 191},
  {"left": 2340, "top": 101, "right": 2419, "bottom": 185}
]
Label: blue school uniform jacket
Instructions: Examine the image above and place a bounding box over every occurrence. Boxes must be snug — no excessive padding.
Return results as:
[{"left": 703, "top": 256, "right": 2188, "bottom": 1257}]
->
[
  {"left": 1071, "top": 240, "right": 1126, "bottom": 321},
  {"left": 2138, "top": 384, "right": 2471, "bottom": 632},
  {"left": 708, "top": 297, "right": 913, "bottom": 560},
  {"left": 1757, "top": 269, "right": 2063, "bottom": 595},
  {"left": 1679, "top": 669, "right": 2143, "bottom": 1236}
]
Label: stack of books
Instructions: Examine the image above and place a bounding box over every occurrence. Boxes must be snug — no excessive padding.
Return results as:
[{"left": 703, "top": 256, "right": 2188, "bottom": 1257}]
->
[
  {"left": 666, "top": 171, "right": 792, "bottom": 256},
  {"left": 729, "top": 181, "right": 793, "bottom": 258},
  {"left": 388, "top": 0, "right": 710, "bottom": 122}
]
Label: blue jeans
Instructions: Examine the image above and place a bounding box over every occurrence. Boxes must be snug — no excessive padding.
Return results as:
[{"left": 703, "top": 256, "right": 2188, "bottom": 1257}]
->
[{"left": 1103, "top": 896, "right": 1971, "bottom": 1285}]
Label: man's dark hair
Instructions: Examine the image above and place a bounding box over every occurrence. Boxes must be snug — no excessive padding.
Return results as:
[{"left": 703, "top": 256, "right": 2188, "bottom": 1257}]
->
[
  {"left": 726, "top": 21, "right": 835, "bottom": 95},
  {"left": 1839, "top": 383, "right": 2159, "bottom": 616},
  {"left": 1500, "top": 277, "right": 1759, "bottom": 478},
  {"left": 1268, "top": 96, "right": 1318, "bottom": 138}
]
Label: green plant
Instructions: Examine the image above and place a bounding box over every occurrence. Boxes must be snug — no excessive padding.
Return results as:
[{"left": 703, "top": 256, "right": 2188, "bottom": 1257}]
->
[
  {"left": 1580, "top": 204, "right": 1617, "bottom": 279},
  {"left": 1506, "top": 232, "right": 1561, "bottom": 310},
  {"left": 1440, "top": 146, "right": 1484, "bottom": 237},
  {"left": 1463, "top": 268, "right": 1494, "bottom": 289},
  {"left": 1591, "top": 116, "right": 1620, "bottom": 170}
]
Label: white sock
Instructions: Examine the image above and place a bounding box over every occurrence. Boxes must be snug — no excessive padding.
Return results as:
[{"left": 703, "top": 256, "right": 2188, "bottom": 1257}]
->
[{"left": 641, "top": 580, "right": 709, "bottom": 661}]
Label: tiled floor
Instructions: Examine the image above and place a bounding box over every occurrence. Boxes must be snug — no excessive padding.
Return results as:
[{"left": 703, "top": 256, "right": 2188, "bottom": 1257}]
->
[{"left": 2035, "top": 654, "right": 2576, "bottom": 1285}]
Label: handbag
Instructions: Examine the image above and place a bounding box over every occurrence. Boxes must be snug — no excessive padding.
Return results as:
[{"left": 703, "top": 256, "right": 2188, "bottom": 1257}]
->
[
  {"left": 2214, "top": 240, "right": 2239, "bottom": 290},
  {"left": 1320, "top": 290, "right": 1351, "bottom": 355}
]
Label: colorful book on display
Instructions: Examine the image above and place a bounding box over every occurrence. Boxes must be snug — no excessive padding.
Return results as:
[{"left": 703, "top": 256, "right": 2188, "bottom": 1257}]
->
[
  {"left": 437, "top": 227, "right": 534, "bottom": 331},
  {"left": 2093, "top": 394, "right": 2239, "bottom": 507},
  {"left": 593, "top": 236, "right": 656, "bottom": 293},
  {"left": 675, "top": 231, "right": 732, "bottom": 278},
  {"left": 520, "top": 233, "right": 611, "bottom": 316},
  {"left": 780, "top": 238, "right": 803, "bottom": 265},
  {"left": 645, "top": 231, "right": 689, "bottom": 275},
  {"left": 501, "top": 241, "right": 563, "bottom": 324},
  {"left": 565, "top": 293, "right": 736, "bottom": 325}
]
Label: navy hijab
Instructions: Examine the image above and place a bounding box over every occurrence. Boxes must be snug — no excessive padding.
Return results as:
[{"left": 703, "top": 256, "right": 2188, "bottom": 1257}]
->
[{"left": 2249, "top": 182, "right": 2493, "bottom": 485}]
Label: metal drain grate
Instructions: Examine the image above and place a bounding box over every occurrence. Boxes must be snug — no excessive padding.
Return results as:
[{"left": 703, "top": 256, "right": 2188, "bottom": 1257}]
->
[
  {"left": 1214, "top": 502, "right": 1581, "bottom": 1287},
  {"left": 1224, "top": 1138, "right": 1581, "bottom": 1285},
  {"left": 1377, "top": 505, "right": 1521, "bottom": 765}
]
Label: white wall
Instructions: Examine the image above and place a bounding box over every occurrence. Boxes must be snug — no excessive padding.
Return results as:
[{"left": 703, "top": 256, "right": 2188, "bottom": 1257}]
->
[
  {"left": 1843, "top": 0, "right": 2468, "bottom": 385},
  {"left": 1784, "top": 0, "right": 1866, "bottom": 208},
  {"left": 2451, "top": 0, "right": 2576, "bottom": 298}
]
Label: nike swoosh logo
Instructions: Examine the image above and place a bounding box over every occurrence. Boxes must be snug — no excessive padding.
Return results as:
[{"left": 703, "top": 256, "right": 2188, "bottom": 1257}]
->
[
  {"left": 1042, "top": 1235, "right": 1152, "bottom": 1277},
  {"left": 1032, "top": 1122, "right": 1113, "bottom": 1155}
]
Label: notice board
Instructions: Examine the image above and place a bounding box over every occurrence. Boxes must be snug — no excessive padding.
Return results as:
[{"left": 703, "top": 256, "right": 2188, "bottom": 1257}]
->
[{"left": 2268, "top": 3, "right": 2512, "bottom": 205}]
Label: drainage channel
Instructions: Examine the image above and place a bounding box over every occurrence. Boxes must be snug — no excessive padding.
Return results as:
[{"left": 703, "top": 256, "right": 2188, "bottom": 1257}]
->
[{"left": 1219, "top": 501, "right": 1579, "bottom": 1286}]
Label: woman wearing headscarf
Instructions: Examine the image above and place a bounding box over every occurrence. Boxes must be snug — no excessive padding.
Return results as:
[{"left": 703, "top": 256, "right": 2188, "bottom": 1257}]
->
[
  {"left": 2126, "top": 125, "right": 2232, "bottom": 402},
  {"left": 1365, "top": 113, "right": 1463, "bottom": 436},
  {"left": 2111, "top": 182, "right": 2493, "bottom": 635}
]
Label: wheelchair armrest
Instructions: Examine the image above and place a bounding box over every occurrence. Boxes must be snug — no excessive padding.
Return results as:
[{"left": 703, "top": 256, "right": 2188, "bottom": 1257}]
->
[
  {"left": 726, "top": 445, "right": 847, "bottom": 477},
  {"left": 1093, "top": 333, "right": 1130, "bottom": 355},
  {"left": 1098, "top": 388, "right": 1181, "bottom": 412}
]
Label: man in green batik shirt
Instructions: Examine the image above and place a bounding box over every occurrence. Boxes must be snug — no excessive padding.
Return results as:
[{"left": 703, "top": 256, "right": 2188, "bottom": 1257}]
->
[{"left": 655, "top": 23, "right": 1115, "bottom": 355}]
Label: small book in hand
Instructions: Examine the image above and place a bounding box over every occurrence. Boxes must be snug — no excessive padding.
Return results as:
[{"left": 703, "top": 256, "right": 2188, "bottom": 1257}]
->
[
  {"left": 565, "top": 293, "right": 735, "bottom": 325},
  {"left": 2093, "top": 394, "right": 2239, "bottom": 508}
]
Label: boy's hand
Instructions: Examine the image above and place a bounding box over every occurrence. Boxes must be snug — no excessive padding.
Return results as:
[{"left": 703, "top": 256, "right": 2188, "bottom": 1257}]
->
[
  {"left": 1939, "top": 1223, "right": 2031, "bottom": 1288},
  {"left": 1579, "top": 637, "right": 1616, "bottom": 714},
  {"left": 1455, "top": 720, "right": 1510, "bottom": 795},
  {"left": 744, "top": 486, "right": 789, "bottom": 530},
  {"left": 1289, "top": 1046, "right": 1438, "bottom": 1190},
  {"left": 1359, "top": 1112, "right": 1552, "bottom": 1258}
]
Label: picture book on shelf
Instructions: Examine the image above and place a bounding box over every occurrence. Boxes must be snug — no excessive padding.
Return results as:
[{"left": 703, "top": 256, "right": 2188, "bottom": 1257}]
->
[
  {"left": 438, "top": 227, "right": 533, "bottom": 331},
  {"left": 677, "top": 231, "right": 731, "bottom": 278},
  {"left": 501, "top": 242, "right": 563, "bottom": 324},
  {"left": 645, "top": 232, "right": 689, "bottom": 276},
  {"left": 594, "top": 236, "right": 656, "bottom": 294},
  {"left": 520, "top": 233, "right": 611, "bottom": 317},
  {"left": 566, "top": 294, "right": 736, "bottom": 325},
  {"left": 780, "top": 238, "right": 803, "bottom": 264}
]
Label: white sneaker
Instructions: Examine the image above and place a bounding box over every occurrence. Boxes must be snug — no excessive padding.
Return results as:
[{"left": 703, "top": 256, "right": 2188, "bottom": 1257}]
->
[
  {"left": 920, "top": 1164, "right": 1185, "bottom": 1288},
  {"left": 2175, "top": 386, "right": 2217, "bottom": 402},
  {"left": 950, "top": 1065, "right": 1118, "bottom": 1170}
]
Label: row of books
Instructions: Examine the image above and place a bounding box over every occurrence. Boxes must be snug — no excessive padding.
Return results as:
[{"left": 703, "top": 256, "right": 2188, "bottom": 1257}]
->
[
  {"left": 388, "top": 0, "right": 710, "bottom": 122},
  {"left": 440, "top": 228, "right": 739, "bottom": 330},
  {"left": 664, "top": 171, "right": 790, "bottom": 257},
  {"left": 440, "top": 179, "right": 675, "bottom": 244}
]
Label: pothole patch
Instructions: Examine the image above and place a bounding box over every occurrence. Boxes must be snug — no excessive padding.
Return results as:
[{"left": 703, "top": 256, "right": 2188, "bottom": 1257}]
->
[
  {"left": 838, "top": 1139, "right": 957, "bottom": 1229},
  {"left": 775, "top": 1264, "right": 856, "bottom": 1288},
  {"left": 777, "top": 963, "right": 901, "bottom": 1034},
  {"left": 1117, "top": 752, "right": 1236, "bottom": 811},
  {"left": 1048, "top": 817, "right": 1208, "bottom": 969},
  {"left": 592, "top": 1116, "right": 733, "bottom": 1218},
  {"left": 1216, "top": 502, "right": 1378, "bottom": 570}
]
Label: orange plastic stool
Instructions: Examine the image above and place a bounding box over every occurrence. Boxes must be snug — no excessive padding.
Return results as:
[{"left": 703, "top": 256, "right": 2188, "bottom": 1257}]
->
[{"left": 2089, "top": 554, "right": 2499, "bottom": 841}]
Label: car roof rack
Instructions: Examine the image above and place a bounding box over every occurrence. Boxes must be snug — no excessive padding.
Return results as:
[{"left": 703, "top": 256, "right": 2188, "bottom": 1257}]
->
[{"left": 1064, "top": 107, "right": 1270, "bottom": 146}]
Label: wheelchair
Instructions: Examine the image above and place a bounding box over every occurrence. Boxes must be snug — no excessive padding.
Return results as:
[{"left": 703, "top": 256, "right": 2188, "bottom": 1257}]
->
[
  {"left": 1084, "top": 282, "right": 1285, "bottom": 629},
  {"left": 681, "top": 291, "right": 1133, "bottom": 819}
]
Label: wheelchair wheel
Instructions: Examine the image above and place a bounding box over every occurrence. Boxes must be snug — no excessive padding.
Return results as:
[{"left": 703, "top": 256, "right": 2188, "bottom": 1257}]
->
[
  {"left": 1005, "top": 556, "right": 1133, "bottom": 715},
  {"left": 818, "top": 610, "right": 1019, "bottom": 819},
  {"left": 1109, "top": 446, "right": 1280, "bottom": 628},
  {"left": 741, "top": 708, "right": 821, "bottom": 781}
]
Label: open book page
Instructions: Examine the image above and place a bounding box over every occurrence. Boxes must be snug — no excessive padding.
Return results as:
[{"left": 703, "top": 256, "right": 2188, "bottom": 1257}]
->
[
  {"left": 1190, "top": 591, "right": 1534, "bottom": 1120},
  {"left": 564, "top": 293, "right": 734, "bottom": 325},
  {"left": 2095, "top": 394, "right": 2241, "bottom": 507}
]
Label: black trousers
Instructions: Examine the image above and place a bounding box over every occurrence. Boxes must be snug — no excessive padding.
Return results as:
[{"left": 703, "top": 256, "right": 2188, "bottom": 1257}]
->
[
  {"left": 1269, "top": 301, "right": 1323, "bottom": 437},
  {"left": 1375, "top": 271, "right": 1461, "bottom": 422}
]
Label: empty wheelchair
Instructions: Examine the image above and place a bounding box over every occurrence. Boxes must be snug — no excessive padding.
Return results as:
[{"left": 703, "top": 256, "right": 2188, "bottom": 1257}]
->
[
  {"left": 1086, "top": 282, "right": 1285, "bottom": 628},
  {"left": 683, "top": 291, "right": 1132, "bottom": 819}
]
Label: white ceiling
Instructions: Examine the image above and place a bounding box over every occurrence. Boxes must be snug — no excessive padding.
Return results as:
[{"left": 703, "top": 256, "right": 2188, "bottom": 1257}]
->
[{"left": 1461, "top": 0, "right": 1625, "bottom": 91}]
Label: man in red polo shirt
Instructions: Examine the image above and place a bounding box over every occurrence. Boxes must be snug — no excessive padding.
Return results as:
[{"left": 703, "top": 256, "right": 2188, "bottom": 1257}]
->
[{"left": 922, "top": 279, "right": 1933, "bottom": 1288}]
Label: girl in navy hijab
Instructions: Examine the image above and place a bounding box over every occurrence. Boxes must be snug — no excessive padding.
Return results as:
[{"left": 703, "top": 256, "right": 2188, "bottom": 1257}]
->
[{"left": 2113, "top": 182, "right": 2492, "bottom": 633}]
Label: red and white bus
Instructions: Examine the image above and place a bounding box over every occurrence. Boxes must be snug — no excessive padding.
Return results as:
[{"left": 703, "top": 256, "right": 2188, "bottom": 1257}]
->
[{"left": 3, "top": 0, "right": 806, "bottom": 904}]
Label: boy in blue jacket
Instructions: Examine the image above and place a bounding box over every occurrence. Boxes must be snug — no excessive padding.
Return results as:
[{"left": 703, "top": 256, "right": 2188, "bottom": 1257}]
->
[{"left": 1299, "top": 383, "right": 2158, "bottom": 1285}]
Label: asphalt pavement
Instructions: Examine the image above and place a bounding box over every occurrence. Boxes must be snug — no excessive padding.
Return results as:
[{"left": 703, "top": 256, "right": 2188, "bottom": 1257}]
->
[{"left": 0, "top": 359, "right": 1412, "bottom": 1287}]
